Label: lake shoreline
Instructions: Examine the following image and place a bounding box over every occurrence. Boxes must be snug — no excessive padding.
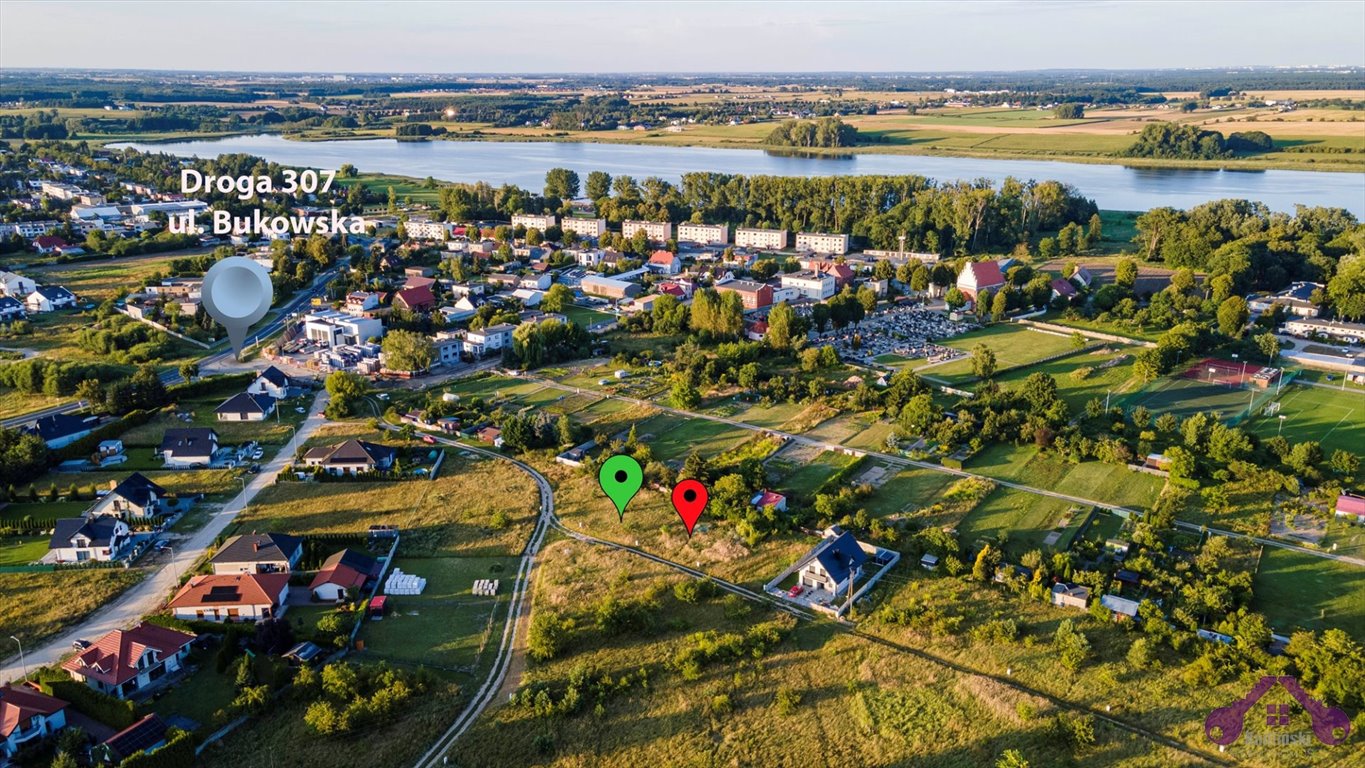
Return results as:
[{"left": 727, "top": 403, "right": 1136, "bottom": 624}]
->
[{"left": 100, "top": 128, "right": 1365, "bottom": 174}]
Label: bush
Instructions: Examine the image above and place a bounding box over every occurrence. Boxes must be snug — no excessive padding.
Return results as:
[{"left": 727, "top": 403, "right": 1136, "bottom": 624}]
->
[
  {"left": 118, "top": 730, "right": 196, "bottom": 768},
  {"left": 673, "top": 577, "right": 718, "bottom": 604},
  {"left": 774, "top": 687, "right": 802, "bottom": 715},
  {"left": 39, "top": 680, "right": 135, "bottom": 729}
]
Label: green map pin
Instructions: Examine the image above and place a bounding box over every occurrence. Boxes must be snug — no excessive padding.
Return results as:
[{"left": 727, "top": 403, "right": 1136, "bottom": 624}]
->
[{"left": 598, "top": 454, "right": 643, "bottom": 520}]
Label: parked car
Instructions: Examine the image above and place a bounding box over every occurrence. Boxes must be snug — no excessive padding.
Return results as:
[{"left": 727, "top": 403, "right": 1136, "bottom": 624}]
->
[
  {"left": 421, "top": 435, "right": 436, "bottom": 445},
  {"left": 789, "top": 585, "right": 804, "bottom": 597}
]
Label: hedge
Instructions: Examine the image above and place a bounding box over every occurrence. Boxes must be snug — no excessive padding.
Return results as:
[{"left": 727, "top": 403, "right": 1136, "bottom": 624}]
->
[
  {"left": 118, "top": 729, "right": 196, "bottom": 768},
  {"left": 41, "top": 679, "right": 136, "bottom": 729},
  {"left": 50, "top": 409, "right": 157, "bottom": 464}
]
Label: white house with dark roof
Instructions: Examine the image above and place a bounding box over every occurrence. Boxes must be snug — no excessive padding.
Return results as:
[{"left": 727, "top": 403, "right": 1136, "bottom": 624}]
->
[
  {"left": 302, "top": 439, "right": 398, "bottom": 476},
  {"left": 215, "top": 391, "right": 277, "bottom": 422},
  {"left": 247, "top": 365, "right": 297, "bottom": 399},
  {"left": 87, "top": 473, "right": 167, "bottom": 519},
  {"left": 0, "top": 270, "right": 37, "bottom": 298},
  {"left": 0, "top": 295, "right": 26, "bottom": 322},
  {"left": 24, "top": 285, "right": 77, "bottom": 313},
  {"left": 46, "top": 517, "right": 131, "bottom": 563},
  {"left": 158, "top": 427, "right": 219, "bottom": 468},
  {"left": 210, "top": 533, "right": 304, "bottom": 575},
  {"left": 20, "top": 413, "right": 100, "bottom": 449},
  {"left": 796, "top": 530, "right": 867, "bottom": 598}
]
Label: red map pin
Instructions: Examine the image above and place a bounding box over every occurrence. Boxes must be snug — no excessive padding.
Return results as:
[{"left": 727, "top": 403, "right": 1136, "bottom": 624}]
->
[{"left": 671, "top": 479, "right": 708, "bottom": 537}]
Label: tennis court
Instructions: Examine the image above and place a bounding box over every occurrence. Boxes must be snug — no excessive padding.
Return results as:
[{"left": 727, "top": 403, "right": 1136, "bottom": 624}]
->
[{"left": 1245, "top": 382, "right": 1364, "bottom": 457}]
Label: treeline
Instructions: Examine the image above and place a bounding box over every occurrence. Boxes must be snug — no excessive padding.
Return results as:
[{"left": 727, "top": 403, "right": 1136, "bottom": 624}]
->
[
  {"left": 763, "top": 117, "right": 858, "bottom": 148},
  {"left": 1122, "top": 122, "right": 1276, "bottom": 160},
  {"left": 1131, "top": 199, "right": 1362, "bottom": 303}
]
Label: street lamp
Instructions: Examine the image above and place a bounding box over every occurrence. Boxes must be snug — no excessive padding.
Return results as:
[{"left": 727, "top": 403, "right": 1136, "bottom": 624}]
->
[
  {"left": 165, "top": 545, "right": 180, "bottom": 585},
  {"left": 9, "top": 635, "right": 26, "bottom": 683},
  {"left": 1278, "top": 414, "right": 1286, "bottom": 435}
]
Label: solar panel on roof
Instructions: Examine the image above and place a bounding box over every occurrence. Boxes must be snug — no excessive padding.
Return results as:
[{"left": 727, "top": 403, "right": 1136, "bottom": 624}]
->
[{"left": 203, "top": 586, "right": 242, "bottom": 602}]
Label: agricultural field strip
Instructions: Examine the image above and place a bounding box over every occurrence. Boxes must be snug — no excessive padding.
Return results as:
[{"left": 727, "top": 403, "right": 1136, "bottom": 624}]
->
[
  {"left": 400, "top": 402, "right": 1233, "bottom": 766},
  {"left": 521, "top": 374, "right": 1365, "bottom": 568}
]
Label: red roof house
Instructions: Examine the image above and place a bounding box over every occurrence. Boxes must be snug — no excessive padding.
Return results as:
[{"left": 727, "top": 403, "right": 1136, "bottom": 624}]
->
[
  {"left": 1336, "top": 493, "right": 1365, "bottom": 522},
  {"left": 168, "top": 573, "right": 290, "bottom": 622},
  {"left": 393, "top": 284, "right": 436, "bottom": 313},
  {"left": 1, "top": 684, "right": 68, "bottom": 754},
  {"left": 309, "top": 549, "right": 379, "bottom": 602},
  {"left": 751, "top": 489, "right": 788, "bottom": 512},
  {"left": 648, "top": 250, "right": 682, "bottom": 275},
  {"left": 61, "top": 623, "right": 195, "bottom": 699},
  {"left": 32, "top": 236, "right": 68, "bottom": 254}
]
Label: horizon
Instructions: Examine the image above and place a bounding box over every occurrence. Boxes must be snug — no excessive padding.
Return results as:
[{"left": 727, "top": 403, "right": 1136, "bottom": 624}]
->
[{"left": 2, "top": 0, "right": 1363, "bottom": 73}]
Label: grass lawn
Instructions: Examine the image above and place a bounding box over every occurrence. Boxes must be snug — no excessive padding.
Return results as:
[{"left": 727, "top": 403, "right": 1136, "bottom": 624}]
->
[
  {"left": 989, "top": 347, "right": 1141, "bottom": 414},
  {"left": 767, "top": 449, "right": 858, "bottom": 498},
  {"left": 1319, "top": 516, "right": 1365, "bottom": 561},
  {"left": 957, "top": 487, "right": 1079, "bottom": 558},
  {"left": 967, "top": 442, "right": 1164, "bottom": 511},
  {"left": 0, "top": 568, "right": 147, "bottom": 649},
  {"left": 636, "top": 415, "right": 751, "bottom": 462},
  {"left": 1117, "top": 374, "right": 1264, "bottom": 423},
  {"left": 803, "top": 412, "right": 877, "bottom": 444},
  {"left": 925, "top": 325, "right": 1079, "bottom": 385},
  {"left": 445, "top": 375, "right": 541, "bottom": 401},
  {"left": 237, "top": 455, "right": 539, "bottom": 557},
  {"left": 355, "top": 556, "right": 516, "bottom": 674},
  {"left": 39, "top": 469, "right": 243, "bottom": 502},
  {"left": 1253, "top": 548, "right": 1365, "bottom": 635},
  {"left": 862, "top": 467, "right": 959, "bottom": 519},
  {"left": 30, "top": 256, "right": 189, "bottom": 303},
  {"left": 561, "top": 304, "right": 616, "bottom": 328},
  {"left": 0, "top": 501, "right": 91, "bottom": 524},
  {"left": 144, "top": 649, "right": 239, "bottom": 729},
  {"left": 0, "top": 537, "right": 48, "bottom": 566},
  {"left": 1034, "top": 312, "right": 1165, "bottom": 343},
  {"left": 845, "top": 420, "right": 895, "bottom": 452},
  {"left": 0, "top": 388, "right": 71, "bottom": 421},
  {"left": 729, "top": 399, "right": 806, "bottom": 429},
  {"left": 1243, "top": 382, "right": 1364, "bottom": 466}
]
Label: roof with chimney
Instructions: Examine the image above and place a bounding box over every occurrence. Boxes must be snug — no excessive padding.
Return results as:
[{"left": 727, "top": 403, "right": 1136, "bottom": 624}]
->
[
  {"left": 107, "top": 473, "right": 165, "bottom": 508},
  {"left": 22, "top": 412, "right": 99, "bottom": 442},
  {"left": 302, "top": 439, "right": 397, "bottom": 469},
  {"left": 49, "top": 517, "right": 125, "bottom": 550},
  {"left": 805, "top": 531, "right": 868, "bottom": 586},
  {"left": 215, "top": 391, "right": 275, "bottom": 417},
  {"left": 159, "top": 427, "right": 218, "bottom": 458},
  {"left": 61, "top": 623, "right": 195, "bottom": 688},
  {"left": 211, "top": 533, "right": 302, "bottom": 567}
]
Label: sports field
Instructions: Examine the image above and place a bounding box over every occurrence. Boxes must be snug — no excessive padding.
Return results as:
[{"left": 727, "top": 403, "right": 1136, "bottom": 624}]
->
[
  {"left": 1119, "top": 360, "right": 1276, "bottom": 422},
  {"left": 1245, "top": 382, "right": 1364, "bottom": 460}
]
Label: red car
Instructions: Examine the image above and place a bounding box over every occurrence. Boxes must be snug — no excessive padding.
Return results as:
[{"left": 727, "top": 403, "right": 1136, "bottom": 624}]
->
[
  {"left": 788, "top": 585, "right": 804, "bottom": 597},
  {"left": 421, "top": 435, "right": 436, "bottom": 444}
]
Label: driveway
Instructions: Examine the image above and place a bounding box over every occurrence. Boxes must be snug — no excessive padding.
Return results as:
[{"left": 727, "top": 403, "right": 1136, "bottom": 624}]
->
[{"left": 0, "top": 389, "right": 333, "bottom": 685}]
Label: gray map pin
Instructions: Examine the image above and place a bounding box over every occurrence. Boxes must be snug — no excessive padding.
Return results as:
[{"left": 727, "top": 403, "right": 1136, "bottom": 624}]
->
[{"left": 201, "top": 256, "right": 273, "bottom": 358}]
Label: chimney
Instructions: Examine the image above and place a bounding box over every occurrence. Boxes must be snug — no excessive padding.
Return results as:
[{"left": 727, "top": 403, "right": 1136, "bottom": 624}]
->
[
  {"left": 109, "top": 479, "right": 118, "bottom": 491},
  {"left": 254, "top": 541, "right": 261, "bottom": 552}
]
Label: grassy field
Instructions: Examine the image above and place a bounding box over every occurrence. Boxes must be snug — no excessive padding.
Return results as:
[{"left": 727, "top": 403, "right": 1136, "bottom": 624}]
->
[
  {"left": 862, "top": 466, "right": 960, "bottom": 519},
  {"left": 0, "top": 569, "right": 147, "bottom": 649},
  {"left": 924, "top": 325, "right": 1080, "bottom": 385},
  {"left": 561, "top": 304, "right": 616, "bottom": 328},
  {"left": 236, "top": 454, "right": 539, "bottom": 557},
  {"left": 1244, "top": 382, "right": 1364, "bottom": 462},
  {"left": 989, "top": 347, "right": 1141, "bottom": 414},
  {"left": 0, "top": 537, "right": 48, "bottom": 566},
  {"left": 635, "top": 415, "right": 752, "bottom": 462},
  {"left": 956, "top": 487, "right": 1082, "bottom": 558},
  {"left": 968, "top": 442, "right": 1165, "bottom": 511},
  {"left": 1032, "top": 312, "right": 1166, "bottom": 343},
  {"left": 1118, "top": 373, "right": 1263, "bottom": 423},
  {"left": 767, "top": 448, "right": 859, "bottom": 497},
  {"left": 29, "top": 255, "right": 189, "bottom": 302},
  {"left": 355, "top": 555, "right": 516, "bottom": 674},
  {"left": 119, "top": 390, "right": 313, "bottom": 447},
  {"left": 1253, "top": 548, "right": 1365, "bottom": 636}
]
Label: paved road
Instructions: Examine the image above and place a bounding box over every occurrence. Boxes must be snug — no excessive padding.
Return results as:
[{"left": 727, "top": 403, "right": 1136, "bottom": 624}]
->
[
  {"left": 405, "top": 426, "right": 1225, "bottom": 768},
  {"left": 520, "top": 375, "right": 1365, "bottom": 568},
  {"left": 0, "top": 267, "right": 340, "bottom": 430},
  {"left": 0, "top": 389, "right": 331, "bottom": 685}
]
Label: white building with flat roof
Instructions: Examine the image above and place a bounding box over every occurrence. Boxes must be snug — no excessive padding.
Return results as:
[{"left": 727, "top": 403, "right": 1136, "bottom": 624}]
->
[
  {"left": 1283, "top": 317, "right": 1365, "bottom": 343},
  {"left": 405, "top": 219, "right": 451, "bottom": 240},
  {"left": 302, "top": 309, "right": 385, "bottom": 347},
  {"left": 677, "top": 222, "right": 728, "bottom": 246},
  {"left": 622, "top": 220, "right": 672, "bottom": 242},
  {"left": 796, "top": 232, "right": 850, "bottom": 255},
  {"left": 735, "top": 227, "right": 788, "bottom": 250},
  {"left": 561, "top": 217, "right": 607, "bottom": 238},
  {"left": 781, "top": 270, "right": 836, "bottom": 301},
  {"left": 512, "top": 213, "right": 556, "bottom": 232}
]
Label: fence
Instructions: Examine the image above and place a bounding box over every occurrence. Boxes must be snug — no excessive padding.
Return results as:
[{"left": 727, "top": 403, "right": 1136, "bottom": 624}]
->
[{"left": 1226, "top": 369, "right": 1299, "bottom": 426}]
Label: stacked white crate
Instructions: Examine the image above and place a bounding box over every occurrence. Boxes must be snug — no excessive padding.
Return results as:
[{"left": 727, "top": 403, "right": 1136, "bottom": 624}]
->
[
  {"left": 472, "top": 579, "right": 499, "bottom": 596},
  {"left": 384, "top": 568, "right": 427, "bottom": 595}
]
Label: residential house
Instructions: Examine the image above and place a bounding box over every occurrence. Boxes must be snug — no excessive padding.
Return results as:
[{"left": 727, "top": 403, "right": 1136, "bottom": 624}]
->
[
  {"left": 0, "top": 685, "right": 69, "bottom": 761},
  {"left": 715, "top": 279, "right": 773, "bottom": 310},
  {"left": 1050, "top": 278, "right": 1079, "bottom": 301},
  {"left": 794, "top": 530, "right": 867, "bottom": 599},
  {"left": 88, "top": 473, "right": 167, "bottom": 519},
  {"left": 24, "top": 285, "right": 77, "bottom": 313},
  {"left": 62, "top": 623, "right": 196, "bottom": 699},
  {"left": 1334, "top": 493, "right": 1365, "bottom": 524},
  {"left": 0, "top": 270, "right": 36, "bottom": 297},
  {"left": 1050, "top": 582, "right": 1091, "bottom": 609},
  {"left": 46, "top": 517, "right": 132, "bottom": 563},
  {"left": 31, "top": 236, "right": 68, "bottom": 254},
  {"left": 302, "top": 439, "right": 398, "bottom": 476},
  {"left": 393, "top": 284, "right": 437, "bottom": 313},
  {"left": 215, "top": 392, "right": 277, "bottom": 422},
  {"left": 345, "top": 291, "right": 381, "bottom": 315},
  {"left": 1282, "top": 317, "right": 1365, "bottom": 344},
  {"left": 247, "top": 366, "right": 298, "bottom": 399},
  {"left": 1248, "top": 281, "right": 1321, "bottom": 318},
  {"left": 0, "top": 296, "right": 26, "bottom": 322},
  {"left": 956, "top": 260, "right": 1006, "bottom": 303},
  {"left": 20, "top": 413, "right": 100, "bottom": 449},
  {"left": 440, "top": 295, "right": 481, "bottom": 322},
  {"left": 210, "top": 533, "right": 303, "bottom": 575},
  {"left": 158, "top": 428, "right": 219, "bottom": 468},
  {"left": 462, "top": 324, "right": 516, "bottom": 357},
  {"left": 519, "top": 273, "right": 553, "bottom": 291},
  {"left": 511, "top": 213, "right": 556, "bottom": 232},
  {"left": 561, "top": 217, "right": 606, "bottom": 239},
  {"left": 310, "top": 549, "right": 380, "bottom": 602},
  {"left": 302, "top": 309, "right": 384, "bottom": 347},
  {"left": 646, "top": 250, "right": 683, "bottom": 275},
  {"left": 1100, "top": 594, "right": 1141, "bottom": 621},
  {"left": 750, "top": 490, "right": 788, "bottom": 513},
  {"left": 93, "top": 714, "right": 170, "bottom": 765},
  {"left": 476, "top": 426, "right": 504, "bottom": 448},
  {"left": 1070, "top": 266, "right": 1093, "bottom": 288},
  {"left": 168, "top": 573, "right": 290, "bottom": 622}
]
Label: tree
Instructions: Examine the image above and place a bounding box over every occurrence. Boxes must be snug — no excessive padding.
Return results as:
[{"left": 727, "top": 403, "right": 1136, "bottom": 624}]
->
[
  {"left": 1037, "top": 237, "right": 1057, "bottom": 260},
  {"left": 178, "top": 361, "right": 199, "bottom": 383},
  {"left": 1087, "top": 213, "right": 1103, "bottom": 244},
  {"left": 381, "top": 330, "right": 434, "bottom": 373},
  {"left": 585, "top": 170, "right": 611, "bottom": 201},
  {"left": 324, "top": 370, "right": 368, "bottom": 418},
  {"left": 996, "top": 750, "right": 1031, "bottom": 768},
  {"left": 990, "top": 289, "right": 1009, "bottom": 321},
  {"left": 1054, "top": 103, "right": 1085, "bottom": 119},
  {"left": 766, "top": 301, "right": 798, "bottom": 351},
  {"left": 944, "top": 287, "right": 966, "bottom": 310},
  {"left": 972, "top": 343, "right": 997, "bottom": 380},
  {"left": 542, "top": 283, "right": 574, "bottom": 313},
  {"left": 1255, "top": 332, "right": 1279, "bottom": 364},
  {"left": 1330, "top": 450, "right": 1360, "bottom": 478},
  {"left": 544, "top": 167, "right": 580, "bottom": 199},
  {"left": 972, "top": 543, "right": 1001, "bottom": 582},
  {"left": 1216, "top": 296, "right": 1250, "bottom": 338},
  {"left": 671, "top": 377, "right": 700, "bottom": 409},
  {"left": 1114, "top": 258, "right": 1138, "bottom": 289},
  {"left": 1327, "top": 256, "right": 1365, "bottom": 321},
  {"left": 856, "top": 285, "right": 877, "bottom": 313}
]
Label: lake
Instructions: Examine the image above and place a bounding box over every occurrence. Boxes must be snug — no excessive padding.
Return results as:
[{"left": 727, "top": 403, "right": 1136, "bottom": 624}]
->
[{"left": 112, "top": 135, "right": 1365, "bottom": 216}]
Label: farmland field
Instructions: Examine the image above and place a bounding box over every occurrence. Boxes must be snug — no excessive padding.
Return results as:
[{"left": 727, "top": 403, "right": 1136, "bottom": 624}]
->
[
  {"left": 767, "top": 447, "right": 859, "bottom": 498},
  {"left": 636, "top": 415, "right": 751, "bottom": 461},
  {"left": 987, "top": 347, "right": 1141, "bottom": 413},
  {"left": 968, "top": 442, "right": 1164, "bottom": 511}
]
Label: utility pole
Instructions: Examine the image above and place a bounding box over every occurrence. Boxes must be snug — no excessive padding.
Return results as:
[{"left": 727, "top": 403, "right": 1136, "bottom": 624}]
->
[{"left": 9, "top": 636, "right": 26, "bottom": 683}]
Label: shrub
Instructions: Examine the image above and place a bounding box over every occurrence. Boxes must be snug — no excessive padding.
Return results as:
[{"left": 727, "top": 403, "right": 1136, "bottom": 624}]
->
[
  {"left": 39, "top": 680, "right": 135, "bottom": 729},
  {"left": 774, "top": 687, "right": 801, "bottom": 715}
]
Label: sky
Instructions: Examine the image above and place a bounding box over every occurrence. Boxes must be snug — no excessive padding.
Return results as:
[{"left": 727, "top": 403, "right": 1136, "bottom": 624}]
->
[{"left": 2, "top": 0, "right": 1363, "bottom": 73}]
